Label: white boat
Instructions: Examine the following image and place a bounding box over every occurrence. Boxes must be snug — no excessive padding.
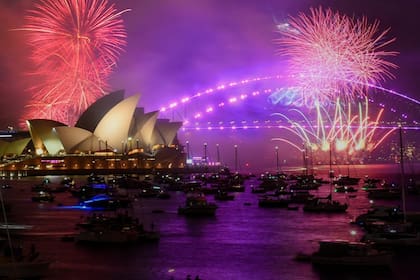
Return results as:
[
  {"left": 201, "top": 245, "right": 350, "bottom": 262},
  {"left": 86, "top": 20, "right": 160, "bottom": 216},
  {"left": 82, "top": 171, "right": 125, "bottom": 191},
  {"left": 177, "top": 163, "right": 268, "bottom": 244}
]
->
[
  {"left": 311, "top": 240, "right": 393, "bottom": 267},
  {"left": 0, "top": 223, "right": 33, "bottom": 237},
  {"left": 0, "top": 224, "right": 33, "bottom": 231}
]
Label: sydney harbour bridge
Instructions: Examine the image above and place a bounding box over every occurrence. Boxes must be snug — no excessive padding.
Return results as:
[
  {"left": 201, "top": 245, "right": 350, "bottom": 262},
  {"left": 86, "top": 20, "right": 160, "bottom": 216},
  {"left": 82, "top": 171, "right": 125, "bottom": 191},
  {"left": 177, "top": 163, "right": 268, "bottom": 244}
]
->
[{"left": 157, "top": 75, "right": 420, "bottom": 171}]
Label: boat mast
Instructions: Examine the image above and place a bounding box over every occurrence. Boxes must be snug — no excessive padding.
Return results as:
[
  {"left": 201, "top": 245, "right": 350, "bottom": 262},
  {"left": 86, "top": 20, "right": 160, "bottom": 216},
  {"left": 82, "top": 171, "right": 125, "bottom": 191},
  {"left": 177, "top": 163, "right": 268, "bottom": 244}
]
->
[
  {"left": 399, "top": 124, "right": 407, "bottom": 223},
  {"left": 346, "top": 146, "right": 350, "bottom": 177},
  {"left": 302, "top": 145, "right": 308, "bottom": 176},
  {"left": 329, "top": 142, "right": 333, "bottom": 201},
  {"left": 0, "top": 187, "right": 17, "bottom": 276}
]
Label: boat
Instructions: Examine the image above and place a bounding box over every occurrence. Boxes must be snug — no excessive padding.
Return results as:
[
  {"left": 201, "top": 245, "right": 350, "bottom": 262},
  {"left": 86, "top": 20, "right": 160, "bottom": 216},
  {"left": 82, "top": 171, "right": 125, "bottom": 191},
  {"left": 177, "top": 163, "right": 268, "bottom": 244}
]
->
[
  {"left": 0, "top": 187, "right": 51, "bottom": 279},
  {"left": 156, "top": 190, "right": 171, "bottom": 199},
  {"left": 366, "top": 188, "right": 401, "bottom": 200},
  {"left": 364, "top": 176, "right": 382, "bottom": 184},
  {"left": 303, "top": 147, "right": 348, "bottom": 213},
  {"left": 289, "top": 181, "right": 320, "bottom": 191},
  {"left": 361, "top": 182, "right": 378, "bottom": 190},
  {"left": 354, "top": 205, "right": 403, "bottom": 225},
  {"left": 137, "top": 187, "right": 159, "bottom": 198},
  {"left": 251, "top": 185, "right": 266, "bottom": 193},
  {"left": 178, "top": 192, "right": 218, "bottom": 216},
  {"left": 303, "top": 196, "right": 348, "bottom": 213},
  {"left": 334, "top": 185, "right": 357, "bottom": 193},
  {"left": 214, "top": 189, "right": 234, "bottom": 201},
  {"left": 78, "top": 194, "right": 132, "bottom": 210},
  {"left": 0, "top": 223, "right": 33, "bottom": 237},
  {"left": 332, "top": 175, "right": 360, "bottom": 186},
  {"left": 362, "top": 231, "right": 420, "bottom": 249},
  {"left": 31, "top": 190, "right": 55, "bottom": 202},
  {"left": 258, "top": 195, "right": 290, "bottom": 208},
  {"left": 361, "top": 219, "right": 420, "bottom": 248},
  {"left": 76, "top": 213, "right": 159, "bottom": 244},
  {"left": 76, "top": 227, "right": 141, "bottom": 244},
  {"left": 360, "top": 125, "right": 420, "bottom": 249},
  {"left": 310, "top": 240, "right": 392, "bottom": 267},
  {"left": 288, "top": 189, "right": 314, "bottom": 203},
  {"left": 227, "top": 184, "right": 245, "bottom": 192},
  {"left": 70, "top": 180, "right": 116, "bottom": 200}
]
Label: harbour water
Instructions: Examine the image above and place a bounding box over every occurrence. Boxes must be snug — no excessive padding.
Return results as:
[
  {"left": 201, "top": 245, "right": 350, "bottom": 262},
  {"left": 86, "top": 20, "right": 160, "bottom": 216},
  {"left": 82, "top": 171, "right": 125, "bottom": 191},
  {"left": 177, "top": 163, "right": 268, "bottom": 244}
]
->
[{"left": 1, "top": 163, "right": 420, "bottom": 280}]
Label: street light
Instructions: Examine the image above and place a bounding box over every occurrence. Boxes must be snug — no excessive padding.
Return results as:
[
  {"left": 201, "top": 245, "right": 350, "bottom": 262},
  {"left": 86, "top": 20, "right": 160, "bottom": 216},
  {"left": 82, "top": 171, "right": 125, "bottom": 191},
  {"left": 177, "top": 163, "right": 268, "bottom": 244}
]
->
[
  {"left": 399, "top": 124, "right": 407, "bottom": 223},
  {"left": 204, "top": 142, "right": 208, "bottom": 164},
  {"left": 234, "top": 145, "right": 238, "bottom": 172},
  {"left": 128, "top": 137, "right": 133, "bottom": 152},
  {"left": 186, "top": 141, "right": 190, "bottom": 161},
  {"left": 216, "top": 144, "right": 220, "bottom": 164},
  {"left": 275, "top": 146, "right": 279, "bottom": 174}
]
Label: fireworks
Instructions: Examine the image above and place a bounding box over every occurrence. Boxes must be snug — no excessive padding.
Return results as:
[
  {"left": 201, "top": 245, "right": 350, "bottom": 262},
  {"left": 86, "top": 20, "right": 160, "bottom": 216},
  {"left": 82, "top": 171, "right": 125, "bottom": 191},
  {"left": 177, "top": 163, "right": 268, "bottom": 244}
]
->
[
  {"left": 276, "top": 7, "right": 397, "bottom": 107},
  {"left": 18, "top": 0, "right": 130, "bottom": 125},
  {"left": 273, "top": 97, "right": 397, "bottom": 157}
]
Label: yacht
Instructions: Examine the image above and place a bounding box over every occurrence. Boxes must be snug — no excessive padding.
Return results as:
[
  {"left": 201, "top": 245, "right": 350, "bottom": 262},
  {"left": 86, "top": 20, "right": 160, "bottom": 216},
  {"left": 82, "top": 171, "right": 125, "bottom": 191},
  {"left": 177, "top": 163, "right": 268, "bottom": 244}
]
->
[
  {"left": 214, "top": 189, "right": 234, "bottom": 201},
  {"left": 310, "top": 240, "right": 392, "bottom": 267},
  {"left": 31, "top": 190, "right": 55, "bottom": 202},
  {"left": 303, "top": 196, "right": 348, "bottom": 213},
  {"left": 361, "top": 223, "right": 420, "bottom": 249},
  {"left": 78, "top": 194, "right": 132, "bottom": 210},
  {"left": 76, "top": 213, "right": 159, "bottom": 244},
  {"left": 332, "top": 175, "right": 360, "bottom": 186},
  {"left": 178, "top": 192, "right": 217, "bottom": 216},
  {"left": 258, "top": 195, "right": 290, "bottom": 208}
]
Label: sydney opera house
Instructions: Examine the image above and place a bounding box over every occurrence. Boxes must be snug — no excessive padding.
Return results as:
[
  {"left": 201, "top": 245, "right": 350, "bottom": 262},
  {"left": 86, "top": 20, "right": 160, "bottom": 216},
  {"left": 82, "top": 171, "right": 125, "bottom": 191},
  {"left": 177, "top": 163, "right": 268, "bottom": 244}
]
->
[{"left": 0, "top": 91, "right": 186, "bottom": 176}]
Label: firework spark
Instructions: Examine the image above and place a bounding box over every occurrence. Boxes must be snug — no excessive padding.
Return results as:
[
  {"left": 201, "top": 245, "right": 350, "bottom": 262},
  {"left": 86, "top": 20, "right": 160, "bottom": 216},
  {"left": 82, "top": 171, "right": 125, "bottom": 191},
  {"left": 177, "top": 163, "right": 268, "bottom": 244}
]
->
[
  {"left": 17, "top": 0, "right": 130, "bottom": 125},
  {"left": 276, "top": 7, "right": 397, "bottom": 107},
  {"left": 273, "top": 97, "right": 396, "bottom": 157}
]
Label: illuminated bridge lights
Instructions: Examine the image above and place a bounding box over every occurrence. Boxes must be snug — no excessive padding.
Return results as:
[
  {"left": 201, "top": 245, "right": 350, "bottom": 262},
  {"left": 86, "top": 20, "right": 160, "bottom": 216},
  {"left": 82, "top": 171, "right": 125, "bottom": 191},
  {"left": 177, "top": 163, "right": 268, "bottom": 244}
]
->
[
  {"left": 156, "top": 74, "right": 420, "bottom": 124},
  {"left": 158, "top": 75, "right": 419, "bottom": 146},
  {"left": 186, "top": 86, "right": 276, "bottom": 122},
  {"left": 182, "top": 122, "right": 420, "bottom": 131},
  {"left": 159, "top": 75, "right": 282, "bottom": 113},
  {"left": 172, "top": 79, "right": 415, "bottom": 130}
]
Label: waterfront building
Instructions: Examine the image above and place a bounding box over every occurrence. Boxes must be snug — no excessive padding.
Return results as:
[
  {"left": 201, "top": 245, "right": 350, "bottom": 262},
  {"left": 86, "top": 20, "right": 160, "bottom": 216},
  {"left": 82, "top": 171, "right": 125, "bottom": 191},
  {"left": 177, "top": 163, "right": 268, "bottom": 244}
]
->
[{"left": 0, "top": 91, "right": 186, "bottom": 175}]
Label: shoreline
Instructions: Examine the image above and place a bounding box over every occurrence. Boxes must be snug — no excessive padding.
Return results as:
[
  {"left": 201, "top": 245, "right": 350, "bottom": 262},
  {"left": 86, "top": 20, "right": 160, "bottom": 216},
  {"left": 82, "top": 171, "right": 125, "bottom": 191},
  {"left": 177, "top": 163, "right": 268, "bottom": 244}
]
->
[{"left": 1, "top": 162, "right": 418, "bottom": 182}]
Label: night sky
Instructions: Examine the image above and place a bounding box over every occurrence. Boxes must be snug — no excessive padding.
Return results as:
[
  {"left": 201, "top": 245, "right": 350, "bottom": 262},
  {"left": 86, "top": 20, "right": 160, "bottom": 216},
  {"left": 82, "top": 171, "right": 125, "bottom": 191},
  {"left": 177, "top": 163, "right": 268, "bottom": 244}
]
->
[
  {"left": 1, "top": 0, "right": 419, "bottom": 125},
  {"left": 0, "top": 0, "right": 419, "bottom": 168},
  {"left": 113, "top": 0, "right": 420, "bottom": 111}
]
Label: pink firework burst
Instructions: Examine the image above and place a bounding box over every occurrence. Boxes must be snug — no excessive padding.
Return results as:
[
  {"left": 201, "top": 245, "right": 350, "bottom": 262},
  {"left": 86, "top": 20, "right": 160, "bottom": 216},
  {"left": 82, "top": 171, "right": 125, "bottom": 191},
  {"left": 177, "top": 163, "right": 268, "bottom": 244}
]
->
[
  {"left": 18, "top": 0, "right": 130, "bottom": 125},
  {"left": 276, "top": 6, "right": 398, "bottom": 107}
]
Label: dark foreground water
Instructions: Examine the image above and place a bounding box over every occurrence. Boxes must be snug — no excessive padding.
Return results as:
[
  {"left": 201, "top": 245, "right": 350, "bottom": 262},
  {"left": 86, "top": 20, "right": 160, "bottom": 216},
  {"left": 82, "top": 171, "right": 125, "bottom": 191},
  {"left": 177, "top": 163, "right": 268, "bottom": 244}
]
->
[{"left": 1, "top": 163, "right": 420, "bottom": 280}]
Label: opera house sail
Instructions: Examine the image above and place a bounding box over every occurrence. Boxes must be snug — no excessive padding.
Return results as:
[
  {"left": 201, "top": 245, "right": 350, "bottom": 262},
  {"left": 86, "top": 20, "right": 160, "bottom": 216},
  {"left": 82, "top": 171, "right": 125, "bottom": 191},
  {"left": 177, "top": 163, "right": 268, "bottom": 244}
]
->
[{"left": 0, "top": 91, "right": 186, "bottom": 175}]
